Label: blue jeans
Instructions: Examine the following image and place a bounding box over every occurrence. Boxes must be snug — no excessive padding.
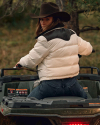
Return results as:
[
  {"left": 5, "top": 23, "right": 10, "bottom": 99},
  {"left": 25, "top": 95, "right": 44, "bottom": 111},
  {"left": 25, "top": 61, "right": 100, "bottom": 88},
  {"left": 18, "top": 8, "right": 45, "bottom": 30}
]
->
[{"left": 27, "top": 77, "right": 87, "bottom": 99}]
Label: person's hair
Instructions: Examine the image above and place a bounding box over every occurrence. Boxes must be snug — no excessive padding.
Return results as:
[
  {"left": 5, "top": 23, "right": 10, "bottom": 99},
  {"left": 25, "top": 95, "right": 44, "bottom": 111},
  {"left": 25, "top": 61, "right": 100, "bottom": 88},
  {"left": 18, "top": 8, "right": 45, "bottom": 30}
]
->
[{"left": 35, "top": 16, "right": 63, "bottom": 37}]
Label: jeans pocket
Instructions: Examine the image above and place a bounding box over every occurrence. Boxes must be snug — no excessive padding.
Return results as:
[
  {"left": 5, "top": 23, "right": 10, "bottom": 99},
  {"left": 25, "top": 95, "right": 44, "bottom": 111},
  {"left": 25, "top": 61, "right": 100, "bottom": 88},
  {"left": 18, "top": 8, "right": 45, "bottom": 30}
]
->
[{"left": 39, "top": 81, "right": 58, "bottom": 97}]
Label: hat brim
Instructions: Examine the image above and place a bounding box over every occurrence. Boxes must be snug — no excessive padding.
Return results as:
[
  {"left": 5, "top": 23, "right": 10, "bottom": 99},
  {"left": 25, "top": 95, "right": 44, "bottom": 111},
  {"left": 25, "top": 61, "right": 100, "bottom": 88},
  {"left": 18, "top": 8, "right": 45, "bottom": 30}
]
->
[{"left": 30, "top": 11, "right": 70, "bottom": 22}]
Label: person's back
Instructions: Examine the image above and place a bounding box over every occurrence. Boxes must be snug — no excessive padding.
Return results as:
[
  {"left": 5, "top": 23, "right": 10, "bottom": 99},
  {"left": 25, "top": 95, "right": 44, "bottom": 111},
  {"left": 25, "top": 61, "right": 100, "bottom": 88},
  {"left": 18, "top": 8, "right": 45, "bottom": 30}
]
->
[{"left": 36, "top": 25, "right": 92, "bottom": 81}]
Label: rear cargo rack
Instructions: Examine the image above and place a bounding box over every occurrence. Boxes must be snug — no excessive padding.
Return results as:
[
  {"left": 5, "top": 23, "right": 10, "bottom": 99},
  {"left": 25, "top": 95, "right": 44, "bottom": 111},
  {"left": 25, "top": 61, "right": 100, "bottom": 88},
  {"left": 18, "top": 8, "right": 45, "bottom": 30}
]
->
[{"left": 76, "top": 66, "right": 100, "bottom": 81}]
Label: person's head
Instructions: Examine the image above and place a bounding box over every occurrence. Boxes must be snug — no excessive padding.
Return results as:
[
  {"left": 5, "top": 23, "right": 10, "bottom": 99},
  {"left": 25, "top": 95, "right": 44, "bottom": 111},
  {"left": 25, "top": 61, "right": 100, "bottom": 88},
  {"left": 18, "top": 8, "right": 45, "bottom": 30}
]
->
[
  {"left": 35, "top": 15, "right": 62, "bottom": 36},
  {"left": 30, "top": 2, "right": 70, "bottom": 36},
  {"left": 40, "top": 16, "right": 53, "bottom": 31}
]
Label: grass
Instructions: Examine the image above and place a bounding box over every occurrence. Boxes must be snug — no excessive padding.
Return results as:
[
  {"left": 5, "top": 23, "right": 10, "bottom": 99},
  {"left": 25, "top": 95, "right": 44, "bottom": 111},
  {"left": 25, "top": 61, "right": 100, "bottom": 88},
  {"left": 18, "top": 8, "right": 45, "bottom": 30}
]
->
[
  {"left": 0, "top": 13, "right": 100, "bottom": 75},
  {"left": 79, "top": 12, "right": 100, "bottom": 73},
  {"left": 80, "top": 30, "right": 100, "bottom": 67},
  {"left": 0, "top": 19, "right": 37, "bottom": 75}
]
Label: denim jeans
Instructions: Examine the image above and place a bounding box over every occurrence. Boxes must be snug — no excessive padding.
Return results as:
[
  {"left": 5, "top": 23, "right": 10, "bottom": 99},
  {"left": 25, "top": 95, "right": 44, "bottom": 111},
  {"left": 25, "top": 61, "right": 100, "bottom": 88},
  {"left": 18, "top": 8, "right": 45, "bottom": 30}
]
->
[{"left": 27, "top": 77, "right": 87, "bottom": 99}]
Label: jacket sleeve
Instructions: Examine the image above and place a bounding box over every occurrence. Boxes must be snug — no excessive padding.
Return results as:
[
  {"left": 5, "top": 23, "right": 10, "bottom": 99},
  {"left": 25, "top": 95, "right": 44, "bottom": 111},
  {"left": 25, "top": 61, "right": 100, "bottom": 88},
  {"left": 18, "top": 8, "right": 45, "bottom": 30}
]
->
[
  {"left": 20, "top": 36, "right": 49, "bottom": 68},
  {"left": 77, "top": 36, "right": 93, "bottom": 56}
]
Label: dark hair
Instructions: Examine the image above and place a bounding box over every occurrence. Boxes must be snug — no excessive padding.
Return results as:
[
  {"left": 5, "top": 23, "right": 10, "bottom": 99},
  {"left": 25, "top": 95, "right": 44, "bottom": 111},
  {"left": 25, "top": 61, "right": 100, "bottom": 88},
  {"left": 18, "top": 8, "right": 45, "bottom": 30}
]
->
[{"left": 35, "top": 16, "right": 63, "bottom": 37}]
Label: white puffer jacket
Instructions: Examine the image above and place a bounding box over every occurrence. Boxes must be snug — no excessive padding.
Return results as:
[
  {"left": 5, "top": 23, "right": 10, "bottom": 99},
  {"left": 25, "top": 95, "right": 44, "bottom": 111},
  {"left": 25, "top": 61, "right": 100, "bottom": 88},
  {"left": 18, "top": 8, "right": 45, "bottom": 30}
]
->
[{"left": 20, "top": 24, "right": 93, "bottom": 81}]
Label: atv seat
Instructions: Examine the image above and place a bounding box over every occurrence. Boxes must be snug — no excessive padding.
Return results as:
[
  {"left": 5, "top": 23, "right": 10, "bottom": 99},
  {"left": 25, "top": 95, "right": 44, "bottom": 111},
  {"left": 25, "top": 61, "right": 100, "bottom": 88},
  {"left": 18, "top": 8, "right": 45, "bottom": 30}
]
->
[
  {"left": 17, "top": 80, "right": 100, "bottom": 99},
  {"left": 2, "top": 80, "right": 100, "bottom": 99}
]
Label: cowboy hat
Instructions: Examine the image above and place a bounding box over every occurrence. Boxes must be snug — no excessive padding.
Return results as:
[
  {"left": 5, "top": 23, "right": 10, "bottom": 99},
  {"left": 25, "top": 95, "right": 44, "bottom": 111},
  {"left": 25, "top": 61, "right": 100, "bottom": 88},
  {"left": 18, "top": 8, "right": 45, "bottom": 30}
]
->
[{"left": 30, "top": 2, "right": 70, "bottom": 22}]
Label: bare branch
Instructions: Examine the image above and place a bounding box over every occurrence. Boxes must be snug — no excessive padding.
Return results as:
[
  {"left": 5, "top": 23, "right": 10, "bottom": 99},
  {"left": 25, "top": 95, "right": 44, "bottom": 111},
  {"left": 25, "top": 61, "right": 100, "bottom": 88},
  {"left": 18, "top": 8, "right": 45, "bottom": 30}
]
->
[
  {"left": 17, "top": 0, "right": 29, "bottom": 13},
  {"left": 78, "top": 6, "right": 100, "bottom": 14},
  {"left": 80, "top": 26, "right": 100, "bottom": 33},
  {"left": 0, "top": 0, "right": 42, "bottom": 19},
  {"left": 78, "top": 9, "right": 88, "bottom": 14},
  {"left": 60, "top": 0, "right": 63, "bottom": 11}
]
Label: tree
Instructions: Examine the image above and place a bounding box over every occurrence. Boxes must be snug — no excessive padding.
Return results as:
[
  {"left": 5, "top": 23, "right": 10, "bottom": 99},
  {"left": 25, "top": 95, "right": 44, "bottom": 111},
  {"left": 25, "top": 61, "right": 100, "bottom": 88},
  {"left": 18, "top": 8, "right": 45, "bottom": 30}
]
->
[
  {"left": 0, "top": 0, "right": 42, "bottom": 19},
  {"left": 56, "top": 0, "right": 100, "bottom": 35},
  {"left": 0, "top": 0, "right": 100, "bottom": 35}
]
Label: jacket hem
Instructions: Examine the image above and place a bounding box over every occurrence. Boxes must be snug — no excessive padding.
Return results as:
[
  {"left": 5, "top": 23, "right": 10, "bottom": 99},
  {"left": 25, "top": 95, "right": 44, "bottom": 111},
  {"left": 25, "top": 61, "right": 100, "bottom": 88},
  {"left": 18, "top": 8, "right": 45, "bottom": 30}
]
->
[{"left": 39, "top": 72, "right": 79, "bottom": 81}]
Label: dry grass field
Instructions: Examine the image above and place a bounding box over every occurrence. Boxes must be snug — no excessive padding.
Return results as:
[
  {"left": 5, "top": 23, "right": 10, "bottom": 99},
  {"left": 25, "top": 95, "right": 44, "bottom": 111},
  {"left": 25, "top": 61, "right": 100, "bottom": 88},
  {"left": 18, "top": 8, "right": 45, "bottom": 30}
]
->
[{"left": 79, "top": 13, "right": 100, "bottom": 73}]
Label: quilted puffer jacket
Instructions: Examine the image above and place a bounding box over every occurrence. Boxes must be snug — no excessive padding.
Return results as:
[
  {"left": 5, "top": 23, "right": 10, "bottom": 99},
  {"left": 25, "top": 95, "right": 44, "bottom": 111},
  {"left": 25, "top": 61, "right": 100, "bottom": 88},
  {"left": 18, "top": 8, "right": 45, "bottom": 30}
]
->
[{"left": 20, "top": 23, "right": 93, "bottom": 81}]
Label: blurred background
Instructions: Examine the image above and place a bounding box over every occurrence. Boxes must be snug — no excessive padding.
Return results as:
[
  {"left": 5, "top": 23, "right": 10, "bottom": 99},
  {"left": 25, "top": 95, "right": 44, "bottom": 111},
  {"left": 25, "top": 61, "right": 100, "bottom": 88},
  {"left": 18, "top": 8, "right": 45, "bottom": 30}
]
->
[{"left": 0, "top": 0, "right": 100, "bottom": 75}]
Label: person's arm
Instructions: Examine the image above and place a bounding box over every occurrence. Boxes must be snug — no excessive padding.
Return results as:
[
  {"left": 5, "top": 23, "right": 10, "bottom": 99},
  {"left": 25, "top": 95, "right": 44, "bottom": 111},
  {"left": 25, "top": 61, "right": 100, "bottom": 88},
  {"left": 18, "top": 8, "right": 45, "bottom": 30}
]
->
[
  {"left": 77, "top": 36, "right": 93, "bottom": 56},
  {"left": 19, "top": 36, "right": 50, "bottom": 68}
]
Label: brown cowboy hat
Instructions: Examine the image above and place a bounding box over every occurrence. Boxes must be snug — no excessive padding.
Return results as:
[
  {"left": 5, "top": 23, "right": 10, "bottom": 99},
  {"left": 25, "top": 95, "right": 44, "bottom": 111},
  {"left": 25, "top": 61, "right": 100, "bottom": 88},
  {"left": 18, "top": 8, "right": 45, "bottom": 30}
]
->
[{"left": 30, "top": 2, "right": 70, "bottom": 22}]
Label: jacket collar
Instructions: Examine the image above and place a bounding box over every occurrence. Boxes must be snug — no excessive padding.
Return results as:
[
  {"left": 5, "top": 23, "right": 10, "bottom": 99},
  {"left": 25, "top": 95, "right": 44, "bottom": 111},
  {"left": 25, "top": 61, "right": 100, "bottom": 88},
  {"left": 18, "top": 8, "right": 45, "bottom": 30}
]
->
[{"left": 35, "top": 23, "right": 64, "bottom": 39}]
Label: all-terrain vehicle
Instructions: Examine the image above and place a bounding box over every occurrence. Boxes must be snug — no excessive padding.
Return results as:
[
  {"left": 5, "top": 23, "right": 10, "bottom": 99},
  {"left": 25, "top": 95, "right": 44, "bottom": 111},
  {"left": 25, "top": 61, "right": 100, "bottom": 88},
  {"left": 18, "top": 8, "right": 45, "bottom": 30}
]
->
[{"left": 0, "top": 66, "right": 100, "bottom": 125}]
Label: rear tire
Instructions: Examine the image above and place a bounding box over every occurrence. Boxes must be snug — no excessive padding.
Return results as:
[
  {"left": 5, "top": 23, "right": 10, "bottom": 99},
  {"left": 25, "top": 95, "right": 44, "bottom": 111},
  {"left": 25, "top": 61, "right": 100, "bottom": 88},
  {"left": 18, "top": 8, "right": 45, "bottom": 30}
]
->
[{"left": 35, "top": 119, "right": 52, "bottom": 125}]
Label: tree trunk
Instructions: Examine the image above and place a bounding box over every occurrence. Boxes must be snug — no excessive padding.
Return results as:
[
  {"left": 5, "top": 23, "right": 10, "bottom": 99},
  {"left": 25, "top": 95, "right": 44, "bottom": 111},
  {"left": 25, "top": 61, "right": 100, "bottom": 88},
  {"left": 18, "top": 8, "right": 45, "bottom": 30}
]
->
[
  {"left": 6, "top": 0, "right": 13, "bottom": 9},
  {"left": 67, "top": 11, "right": 79, "bottom": 35},
  {"left": 56, "top": 0, "right": 80, "bottom": 36},
  {"left": 56, "top": 0, "right": 62, "bottom": 11},
  {"left": 67, "top": 0, "right": 79, "bottom": 35}
]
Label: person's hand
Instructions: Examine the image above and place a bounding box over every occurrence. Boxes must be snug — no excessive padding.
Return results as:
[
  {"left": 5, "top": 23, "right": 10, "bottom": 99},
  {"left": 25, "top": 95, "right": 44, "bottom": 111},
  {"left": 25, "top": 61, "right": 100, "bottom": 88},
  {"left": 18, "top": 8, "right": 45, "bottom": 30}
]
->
[
  {"left": 92, "top": 49, "right": 95, "bottom": 53},
  {"left": 15, "top": 62, "right": 22, "bottom": 68}
]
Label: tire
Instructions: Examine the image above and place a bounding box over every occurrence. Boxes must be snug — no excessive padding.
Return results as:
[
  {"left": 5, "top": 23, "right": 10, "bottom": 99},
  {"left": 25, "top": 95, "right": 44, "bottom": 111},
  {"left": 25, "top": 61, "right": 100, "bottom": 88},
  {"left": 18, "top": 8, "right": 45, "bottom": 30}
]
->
[{"left": 35, "top": 119, "right": 51, "bottom": 125}]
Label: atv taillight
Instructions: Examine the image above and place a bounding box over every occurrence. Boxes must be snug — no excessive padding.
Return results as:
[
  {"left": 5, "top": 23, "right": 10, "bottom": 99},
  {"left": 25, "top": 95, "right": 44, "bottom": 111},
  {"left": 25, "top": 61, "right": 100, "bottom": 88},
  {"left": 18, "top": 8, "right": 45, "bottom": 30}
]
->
[
  {"left": 62, "top": 122, "right": 89, "bottom": 125},
  {"left": 1, "top": 108, "right": 3, "bottom": 112}
]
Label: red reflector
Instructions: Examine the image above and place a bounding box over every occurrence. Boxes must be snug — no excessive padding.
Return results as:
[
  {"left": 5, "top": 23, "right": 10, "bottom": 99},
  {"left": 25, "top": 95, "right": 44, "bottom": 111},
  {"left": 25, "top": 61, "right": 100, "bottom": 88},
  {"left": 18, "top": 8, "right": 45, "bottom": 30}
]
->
[
  {"left": 1, "top": 108, "right": 3, "bottom": 112},
  {"left": 62, "top": 122, "right": 89, "bottom": 125}
]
